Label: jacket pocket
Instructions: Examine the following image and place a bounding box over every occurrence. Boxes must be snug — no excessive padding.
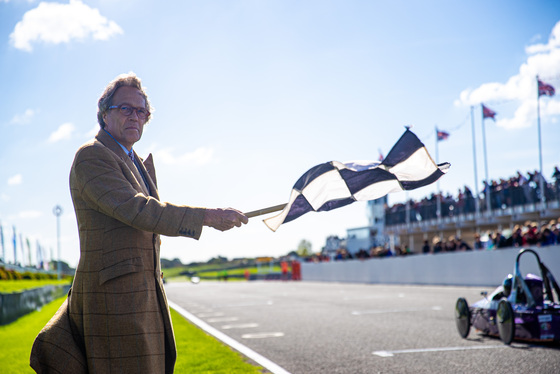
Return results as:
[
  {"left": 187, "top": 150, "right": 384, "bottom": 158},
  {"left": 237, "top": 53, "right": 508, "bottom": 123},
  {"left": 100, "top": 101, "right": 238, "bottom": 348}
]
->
[{"left": 99, "top": 257, "right": 143, "bottom": 285}]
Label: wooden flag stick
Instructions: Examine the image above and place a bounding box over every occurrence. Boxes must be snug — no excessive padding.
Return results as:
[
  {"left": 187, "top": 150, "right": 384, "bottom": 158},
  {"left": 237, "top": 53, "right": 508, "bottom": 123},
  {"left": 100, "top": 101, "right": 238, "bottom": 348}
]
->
[{"left": 244, "top": 203, "right": 287, "bottom": 218}]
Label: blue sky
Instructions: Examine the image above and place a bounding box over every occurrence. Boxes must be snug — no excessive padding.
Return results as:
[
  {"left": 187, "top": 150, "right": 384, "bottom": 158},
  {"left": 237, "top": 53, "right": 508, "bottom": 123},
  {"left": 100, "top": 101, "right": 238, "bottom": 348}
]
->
[{"left": 1, "top": 0, "right": 559, "bottom": 267}]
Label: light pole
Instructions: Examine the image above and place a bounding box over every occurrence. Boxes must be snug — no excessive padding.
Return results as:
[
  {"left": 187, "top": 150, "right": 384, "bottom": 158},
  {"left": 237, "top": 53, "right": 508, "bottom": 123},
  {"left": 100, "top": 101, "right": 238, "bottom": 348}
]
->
[{"left": 53, "top": 205, "right": 63, "bottom": 280}]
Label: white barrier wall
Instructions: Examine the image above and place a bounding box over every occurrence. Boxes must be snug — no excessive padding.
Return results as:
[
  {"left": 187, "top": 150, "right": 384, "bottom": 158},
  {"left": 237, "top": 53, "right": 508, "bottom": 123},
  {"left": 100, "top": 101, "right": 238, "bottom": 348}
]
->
[{"left": 301, "top": 246, "right": 560, "bottom": 287}]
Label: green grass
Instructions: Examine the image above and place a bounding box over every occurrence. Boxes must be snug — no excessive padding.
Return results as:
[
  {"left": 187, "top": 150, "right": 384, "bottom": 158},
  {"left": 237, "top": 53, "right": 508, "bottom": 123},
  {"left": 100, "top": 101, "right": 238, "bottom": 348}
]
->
[
  {"left": 0, "top": 296, "right": 265, "bottom": 373},
  {"left": 171, "top": 308, "right": 265, "bottom": 373},
  {"left": 164, "top": 265, "right": 283, "bottom": 281},
  {"left": 198, "top": 266, "right": 281, "bottom": 278},
  {"left": 0, "top": 296, "right": 65, "bottom": 373},
  {"left": 0, "top": 279, "right": 71, "bottom": 293}
]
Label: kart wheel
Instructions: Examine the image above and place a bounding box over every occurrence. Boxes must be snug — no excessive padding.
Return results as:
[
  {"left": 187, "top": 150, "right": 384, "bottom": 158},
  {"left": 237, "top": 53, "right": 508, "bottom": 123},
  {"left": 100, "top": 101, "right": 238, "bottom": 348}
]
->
[
  {"left": 455, "top": 297, "right": 471, "bottom": 338},
  {"left": 497, "top": 299, "right": 515, "bottom": 345}
]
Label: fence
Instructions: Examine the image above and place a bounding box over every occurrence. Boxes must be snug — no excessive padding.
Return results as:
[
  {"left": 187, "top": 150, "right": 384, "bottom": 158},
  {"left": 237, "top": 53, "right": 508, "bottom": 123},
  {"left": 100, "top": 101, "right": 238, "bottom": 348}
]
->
[
  {"left": 301, "top": 245, "right": 560, "bottom": 287},
  {"left": 0, "top": 284, "right": 70, "bottom": 325}
]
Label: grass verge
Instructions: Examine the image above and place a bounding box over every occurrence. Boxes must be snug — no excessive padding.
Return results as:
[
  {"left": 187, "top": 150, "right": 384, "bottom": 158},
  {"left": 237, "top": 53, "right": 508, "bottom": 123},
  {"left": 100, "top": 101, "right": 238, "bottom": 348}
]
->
[
  {"left": 0, "top": 279, "right": 71, "bottom": 293},
  {"left": 171, "top": 308, "right": 265, "bottom": 373},
  {"left": 0, "top": 296, "right": 64, "bottom": 373},
  {"left": 164, "top": 265, "right": 283, "bottom": 282},
  {"left": 0, "top": 297, "right": 265, "bottom": 373}
]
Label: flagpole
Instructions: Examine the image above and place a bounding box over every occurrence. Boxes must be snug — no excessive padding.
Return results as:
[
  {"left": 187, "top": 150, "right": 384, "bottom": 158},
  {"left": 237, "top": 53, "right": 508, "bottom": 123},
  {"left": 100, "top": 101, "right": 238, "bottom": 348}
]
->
[
  {"left": 53, "top": 205, "right": 63, "bottom": 279},
  {"left": 435, "top": 126, "right": 442, "bottom": 224},
  {"left": 536, "top": 75, "right": 545, "bottom": 210},
  {"left": 13, "top": 226, "right": 17, "bottom": 265},
  {"left": 19, "top": 234, "right": 25, "bottom": 267},
  {"left": 0, "top": 221, "right": 4, "bottom": 264},
  {"left": 27, "top": 238, "right": 32, "bottom": 268},
  {"left": 244, "top": 203, "right": 287, "bottom": 218},
  {"left": 470, "top": 106, "right": 480, "bottom": 217},
  {"left": 481, "top": 105, "right": 491, "bottom": 215}
]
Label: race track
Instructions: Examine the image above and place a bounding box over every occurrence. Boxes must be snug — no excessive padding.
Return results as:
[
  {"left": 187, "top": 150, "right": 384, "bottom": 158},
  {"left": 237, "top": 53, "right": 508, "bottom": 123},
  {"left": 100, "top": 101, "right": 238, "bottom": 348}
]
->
[{"left": 165, "top": 281, "right": 560, "bottom": 374}]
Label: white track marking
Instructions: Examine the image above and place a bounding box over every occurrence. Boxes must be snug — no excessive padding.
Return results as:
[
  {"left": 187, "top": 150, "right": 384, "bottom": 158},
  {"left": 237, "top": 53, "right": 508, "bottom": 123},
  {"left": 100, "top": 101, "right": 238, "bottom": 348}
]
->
[
  {"left": 343, "top": 293, "right": 406, "bottom": 301},
  {"left": 352, "top": 306, "right": 442, "bottom": 315},
  {"left": 373, "top": 345, "right": 509, "bottom": 357},
  {"left": 242, "top": 332, "right": 285, "bottom": 339},
  {"left": 222, "top": 323, "right": 259, "bottom": 329},
  {"left": 169, "top": 301, "right": 291, "bottom": 374},
  {"left": 197, "top": 312, "right": 225, "bottom": 317},
  {"left": 216, "top": 300, "right": 274, "bottom": 308},
  {"left": 207, "top": 317, "right": 239, "bottom": 322}
]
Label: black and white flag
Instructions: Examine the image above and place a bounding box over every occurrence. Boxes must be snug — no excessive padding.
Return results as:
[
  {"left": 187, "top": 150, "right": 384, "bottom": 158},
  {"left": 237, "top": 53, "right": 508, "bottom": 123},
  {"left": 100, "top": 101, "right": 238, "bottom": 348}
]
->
[{"left": 264, "top": 129, "right": 450, "bottom": 231}]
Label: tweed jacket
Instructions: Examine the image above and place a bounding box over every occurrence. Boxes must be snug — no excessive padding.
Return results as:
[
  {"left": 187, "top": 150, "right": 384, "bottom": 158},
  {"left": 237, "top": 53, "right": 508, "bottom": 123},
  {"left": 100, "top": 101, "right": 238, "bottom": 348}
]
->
[{"left": 31, "top": 129, "right": 206, "bottom": 373}]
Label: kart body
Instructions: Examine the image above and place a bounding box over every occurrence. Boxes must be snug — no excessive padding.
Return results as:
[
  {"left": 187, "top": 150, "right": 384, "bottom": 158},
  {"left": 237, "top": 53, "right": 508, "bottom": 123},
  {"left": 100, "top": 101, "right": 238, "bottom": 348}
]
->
[{"left": 455, "top": 248, "right": 560, "bottom": 344}]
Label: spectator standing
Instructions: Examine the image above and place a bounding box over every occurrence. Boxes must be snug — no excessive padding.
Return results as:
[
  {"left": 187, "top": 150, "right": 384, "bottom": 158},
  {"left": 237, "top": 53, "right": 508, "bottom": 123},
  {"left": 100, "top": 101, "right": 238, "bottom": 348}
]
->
[
  {"left": 422, "top": 240, "right": 431, "bottom": 254},
  {"left": 432, "top": 237, "right": 443, "bottom": 254},
  {"left": 473, "top": 234, "right": 484, "bottom": 250},
  {"left": 552, "top": 167, "right": 560, "bottom": 199}
]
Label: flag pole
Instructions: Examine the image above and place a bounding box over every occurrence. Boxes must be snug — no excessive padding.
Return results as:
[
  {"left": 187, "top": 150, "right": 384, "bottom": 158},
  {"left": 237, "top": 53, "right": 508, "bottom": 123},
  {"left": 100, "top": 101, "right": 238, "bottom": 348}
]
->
[
  {"left": 481, "top": 105, "right": 491, "bottom": 215},
  {"left": 536, "top": 75, "right": 545, "bottom": 211},
  {"left": 470, "top": 106, "right": 480, "bottom": 217},
  {"left": 244, "top": 203, "right": 287, "bottom": 218},
  {"left": 12, "top": 226, "right": 17, "bottom": 265},
  {"left": 435, "top": 126, "right": 442, "bottom": 224},
  {"left": 0, "top": 221, "right": 4, "bottom": 264}
]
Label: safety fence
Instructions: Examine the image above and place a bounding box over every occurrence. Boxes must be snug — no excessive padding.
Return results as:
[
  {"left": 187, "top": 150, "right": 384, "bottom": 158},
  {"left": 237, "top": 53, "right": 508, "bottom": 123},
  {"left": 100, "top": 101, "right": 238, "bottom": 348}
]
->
[
  {"left": 0, "top": 284, "right": 70, "bottom": 325},
  {"left": 301, "top": 245, "right": 560, "bottom": 287}
]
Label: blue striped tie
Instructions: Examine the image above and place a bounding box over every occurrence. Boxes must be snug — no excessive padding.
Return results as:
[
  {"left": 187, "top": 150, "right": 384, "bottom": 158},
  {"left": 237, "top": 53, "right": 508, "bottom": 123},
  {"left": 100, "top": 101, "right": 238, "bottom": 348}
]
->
[{"left": 129, "top": 150, "right": 150, "bottom": 194}]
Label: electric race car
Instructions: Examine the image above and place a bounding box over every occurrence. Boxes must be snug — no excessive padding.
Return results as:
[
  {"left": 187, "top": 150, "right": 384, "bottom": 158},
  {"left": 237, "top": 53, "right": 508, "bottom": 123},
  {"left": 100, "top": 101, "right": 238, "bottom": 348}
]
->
[{"left": 455, "top": 248, "right": 560, "bottom": 344}]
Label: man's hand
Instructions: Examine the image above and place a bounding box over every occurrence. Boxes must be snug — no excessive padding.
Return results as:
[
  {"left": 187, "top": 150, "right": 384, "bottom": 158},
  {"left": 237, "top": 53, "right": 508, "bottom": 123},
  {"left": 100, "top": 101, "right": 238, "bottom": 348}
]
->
[{"left": 203, "top": 208, "right": 248, "bottom": 231}]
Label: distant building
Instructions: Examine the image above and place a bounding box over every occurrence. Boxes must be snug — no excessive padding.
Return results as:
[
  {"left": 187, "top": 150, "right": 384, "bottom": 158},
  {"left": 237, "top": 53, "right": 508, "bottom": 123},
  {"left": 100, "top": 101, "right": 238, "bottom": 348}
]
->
[
  {"left": 345, "top": 196, "right": 389, "bottom": 255},
  {"left": 346, "top": 226, "right": 374, "bottom": 255},
  {"left": 322, "top": 235, "right": 345, "bottom": 257}
]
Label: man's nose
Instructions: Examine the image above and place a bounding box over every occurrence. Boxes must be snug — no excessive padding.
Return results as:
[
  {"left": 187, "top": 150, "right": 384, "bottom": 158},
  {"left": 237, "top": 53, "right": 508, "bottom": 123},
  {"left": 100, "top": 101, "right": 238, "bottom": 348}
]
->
[{"left": 129, "top": 109, "right": 140, "bottom": 120}]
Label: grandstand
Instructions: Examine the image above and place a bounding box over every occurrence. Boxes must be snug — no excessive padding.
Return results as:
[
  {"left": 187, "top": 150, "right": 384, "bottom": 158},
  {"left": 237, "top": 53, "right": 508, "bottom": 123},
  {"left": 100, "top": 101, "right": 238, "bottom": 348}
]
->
[{"left": 343, "top": 167, "right": 560, "bottom": 255}]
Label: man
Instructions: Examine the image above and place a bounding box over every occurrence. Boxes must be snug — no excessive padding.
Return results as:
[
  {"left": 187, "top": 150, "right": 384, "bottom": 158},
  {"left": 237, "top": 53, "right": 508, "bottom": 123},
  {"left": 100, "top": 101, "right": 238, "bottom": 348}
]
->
[{"left": 30, "top": 73, "right": 248, "bottom": 373}]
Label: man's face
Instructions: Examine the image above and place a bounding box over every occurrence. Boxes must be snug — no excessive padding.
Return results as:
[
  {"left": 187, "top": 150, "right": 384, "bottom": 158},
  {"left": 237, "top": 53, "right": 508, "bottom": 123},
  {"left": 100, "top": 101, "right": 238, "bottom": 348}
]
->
[{"left": 103, "top": 86, "right": 147, "bottom": 150}]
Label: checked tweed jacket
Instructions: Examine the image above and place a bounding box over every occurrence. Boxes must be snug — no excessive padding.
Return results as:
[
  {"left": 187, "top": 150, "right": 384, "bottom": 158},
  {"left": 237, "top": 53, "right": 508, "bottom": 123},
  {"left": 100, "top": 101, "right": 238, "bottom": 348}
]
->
[{"left": 31, "top": 129, "right": 206, "bottom": 373}]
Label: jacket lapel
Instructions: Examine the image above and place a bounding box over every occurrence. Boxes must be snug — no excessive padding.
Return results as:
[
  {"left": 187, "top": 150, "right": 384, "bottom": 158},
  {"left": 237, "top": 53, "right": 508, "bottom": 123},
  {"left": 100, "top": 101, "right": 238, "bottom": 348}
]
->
[
  {"left": 135, "top": 152, "right": 159, "bottom": 199},
  {"left": 142, "top": 153, "right": 160, "bottom": 199},
  {"left": 95, "top": 129, "right": 150, "bottom": 196}
]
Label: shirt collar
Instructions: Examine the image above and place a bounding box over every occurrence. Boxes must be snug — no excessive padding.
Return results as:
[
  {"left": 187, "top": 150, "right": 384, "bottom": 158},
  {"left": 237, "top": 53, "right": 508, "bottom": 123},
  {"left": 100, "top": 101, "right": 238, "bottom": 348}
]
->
[{"left": 103, "top": 129, "right": 133, "bottom": 155}]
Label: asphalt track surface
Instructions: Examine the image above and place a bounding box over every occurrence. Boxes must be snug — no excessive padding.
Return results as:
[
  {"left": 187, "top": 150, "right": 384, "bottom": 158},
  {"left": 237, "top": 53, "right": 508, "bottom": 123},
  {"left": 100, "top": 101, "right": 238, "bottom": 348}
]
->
[{"left": 166, "top": 281, "right": 560, "bottom": 374}]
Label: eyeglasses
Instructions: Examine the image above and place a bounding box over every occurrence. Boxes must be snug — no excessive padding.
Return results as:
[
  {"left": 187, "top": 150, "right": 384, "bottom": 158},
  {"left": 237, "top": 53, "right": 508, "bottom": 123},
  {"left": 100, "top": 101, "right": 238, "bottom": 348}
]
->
[{"left": 108, "top": 104, "right": 150, "bottom": 120}]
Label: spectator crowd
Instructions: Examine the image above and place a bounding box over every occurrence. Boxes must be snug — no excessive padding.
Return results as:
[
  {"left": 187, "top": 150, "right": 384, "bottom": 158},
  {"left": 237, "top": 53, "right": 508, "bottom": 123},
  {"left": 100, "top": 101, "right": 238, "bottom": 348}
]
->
[
  {"left": 311, "top": 218, "right": 559, "bottom": 263},
  {"left": 385, "top": 166, "right": 560, "bottom": 225},
  {"left": 311, "top": 167, "right": 560, "bottom": 263}
]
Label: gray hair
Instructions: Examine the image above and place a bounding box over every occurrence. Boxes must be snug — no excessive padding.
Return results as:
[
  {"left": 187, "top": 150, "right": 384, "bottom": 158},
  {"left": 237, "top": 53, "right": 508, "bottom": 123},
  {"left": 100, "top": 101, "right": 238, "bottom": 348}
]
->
[{"left": 97, "top": 72, "right": 152, "bottom": 128}]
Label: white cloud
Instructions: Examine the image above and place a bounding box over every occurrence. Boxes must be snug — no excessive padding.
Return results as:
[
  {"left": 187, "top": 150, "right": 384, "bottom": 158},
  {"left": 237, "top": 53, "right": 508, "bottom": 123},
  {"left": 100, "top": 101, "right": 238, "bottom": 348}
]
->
[
  {"left": 86, "top": 124, "right": 100, "bottom": 138},
  {"left": 154, "top": 146, "right": 215, "bottom": 166},
  {"left": 48, "top": 122, "right": 75, "bottom": 142},
  {"left": 10, "top": 108, "right": 36, "bottom": 125},
  {"left": 456, "top": 21, "right": 560, "bottom": 129},
  {"left": 19, "top": 210, "right": 43, "bottom": 219},
  {"left": 10, "top": 0, "right": 123, "bottom": 52},
  {"left": 8, "top": 174, "right": 23, "bottom": 185},
  {"left": 525, "top": 22, "right": 560, "bottom": 54}
]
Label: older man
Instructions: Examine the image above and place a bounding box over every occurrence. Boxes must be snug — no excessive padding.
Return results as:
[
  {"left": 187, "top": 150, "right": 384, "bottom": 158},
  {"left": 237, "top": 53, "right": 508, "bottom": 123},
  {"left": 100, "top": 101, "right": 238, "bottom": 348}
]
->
[{"left": 31, "top": 73, "right": 247, "bottom": 373}]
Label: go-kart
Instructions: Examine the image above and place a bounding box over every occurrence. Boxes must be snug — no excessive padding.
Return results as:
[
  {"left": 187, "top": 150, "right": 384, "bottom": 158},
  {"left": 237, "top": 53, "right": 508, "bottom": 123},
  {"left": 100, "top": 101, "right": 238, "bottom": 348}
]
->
[{"left": 455, "top": 248, "right": 560, "bottom": 344}]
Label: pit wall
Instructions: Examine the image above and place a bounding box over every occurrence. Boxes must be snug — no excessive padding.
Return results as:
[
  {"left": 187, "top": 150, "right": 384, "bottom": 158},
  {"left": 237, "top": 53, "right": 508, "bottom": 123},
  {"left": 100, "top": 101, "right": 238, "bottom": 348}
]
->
[{"left": 301, "top": 246, "right": 560, "bottom": 287}]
